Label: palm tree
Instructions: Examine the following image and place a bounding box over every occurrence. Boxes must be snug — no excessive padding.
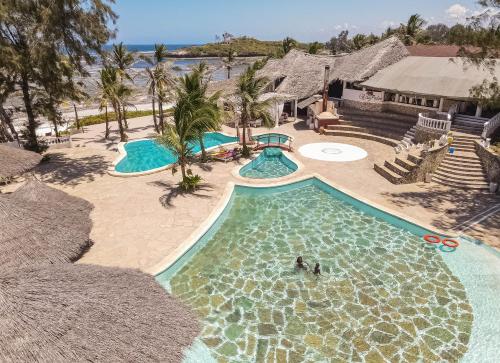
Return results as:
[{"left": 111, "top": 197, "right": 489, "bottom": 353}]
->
[
  {"left": 178, "top": 62, "right": 223, "bottom": 162},
  {"left": 111, "top": 43, "right": 135, "bottom": 129},
  {"left": 145, "top": 68, "right": 159, "bottom": 133},
  {"left": 234, "top": 64, "right": 274, "bottom": 157},
  {"left": 400, "top": 14, "right": 427, "bottom": 45},
  {"left": 156, "top": 80, "right": 221, "bottom": 189},
  {"left": 154, "top": 64, "right": 176, "bottom": 134},
  {"left": 222, "top": 47, "right": 236, "bottom": 79},
  {"left": 282, "top": 37, "right": 298, "bottom": 55},
  {"left": 96, "top": 69, "right": 112, "bottom": 139}
]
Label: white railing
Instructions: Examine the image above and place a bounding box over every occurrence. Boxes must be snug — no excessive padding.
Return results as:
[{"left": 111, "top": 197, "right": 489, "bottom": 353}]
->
[
  {"left": 448, "top": 103, "right": 460, "bottom": 121},
  {"left": 482, "top": 112, "right": 500, "bottom": 139},
  {"left": 418, "top": 113, "right": 451, "bottom": 132}
]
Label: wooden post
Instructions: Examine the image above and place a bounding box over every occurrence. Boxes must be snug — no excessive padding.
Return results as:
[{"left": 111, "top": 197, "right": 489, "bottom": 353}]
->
[
  {"left": 322, "top": 66, "right": 330, "bottom": 112},
  {"left": 73, "top": 104, "right": 83, "bottom": 133}
]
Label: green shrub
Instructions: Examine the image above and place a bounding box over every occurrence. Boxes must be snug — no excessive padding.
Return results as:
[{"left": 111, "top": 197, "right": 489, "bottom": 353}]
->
[{"left": 179, "top": 174, "right": 203, "bottom": 191}]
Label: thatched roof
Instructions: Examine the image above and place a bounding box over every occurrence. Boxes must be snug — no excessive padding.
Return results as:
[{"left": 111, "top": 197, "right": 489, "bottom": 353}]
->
[
  {"left": 0, "top": 264, "right": 200, "bottom": 362},
  {"left": 0, "top": 179, "right": 93, "bottom": 269},
  {"left": 257, "top": 36, "right": 409, "bottom": 99},
  {"left": 361, "top": 56, "right": 500, "bottom": 99},
  {"left": 0, "top": 144, "right": 42, "bottom": 179}
]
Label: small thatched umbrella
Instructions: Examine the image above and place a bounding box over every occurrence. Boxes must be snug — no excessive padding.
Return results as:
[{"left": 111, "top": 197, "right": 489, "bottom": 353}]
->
[
  {"left": 0, "top": 144, "right": 42, "bottom": 180},
  {"left": 0, "top": 264, "right": 200, "bottom": 362},
  {"left": 0, "top": 180, "right": 93, "bottom": 269}
]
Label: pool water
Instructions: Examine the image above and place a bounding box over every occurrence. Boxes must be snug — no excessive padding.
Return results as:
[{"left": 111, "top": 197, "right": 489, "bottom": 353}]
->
[
  {"left": 115, "top": 132, "right": 238, "bottom": 173},
  {"left": 239, "top": 148, "right": 297, "bottom": 179},
  {"left": 157, "top": 178, "right": 500, "bottom": 362}
]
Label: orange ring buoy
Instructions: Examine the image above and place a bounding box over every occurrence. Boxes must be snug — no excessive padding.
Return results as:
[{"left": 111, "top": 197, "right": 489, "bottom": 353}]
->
[
  {"left": 442, "top": 238, "right": 459, "bottom": 248},
  {"left": 423, "top": 235, "right": 441, "bottom": 244}
]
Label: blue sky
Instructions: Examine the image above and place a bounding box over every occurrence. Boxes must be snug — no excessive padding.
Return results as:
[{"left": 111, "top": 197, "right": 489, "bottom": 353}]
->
[{"left": 112, "top": 0, "right": 483, "bottom": 44}]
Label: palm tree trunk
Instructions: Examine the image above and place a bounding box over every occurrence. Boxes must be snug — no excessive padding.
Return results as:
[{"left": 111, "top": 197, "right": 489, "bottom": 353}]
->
[
  {"left": 0, "top": 120, "right": 13, "bottom": 142},
  {"left": 20, "top": 73, "right": 39, "bottom": 151},
  {"left": 241, "top": 119, "right": 250, "bottom": 157},
  {"left": 227, "top": 66, "right": 231, "bottom": 80},
  {"left": 115, "top": 102, "right": 127, "bottom": 142},
  {"left": 122, "top": 104, "right": 128, "bottom": 129},
  {"left": 0, "top": 104, "right": 19, "bottom": 143},
  {"left": 180, "top": 156, "right": 187, "bottom": 180},
  {"left": 152, "top": 88, "right": 159, "bottom": 133},
  {"left": 52, "top": 118, "right": 59, "bottom": 137},
  {"left": 199, "top": 135, "right": 207, "bottom": 162},
  {"left": 104, "top": 105, "right": 110, "bottom": 139},
  {"left": 158, "top": 98, "right": 164, "bottom": 134}
]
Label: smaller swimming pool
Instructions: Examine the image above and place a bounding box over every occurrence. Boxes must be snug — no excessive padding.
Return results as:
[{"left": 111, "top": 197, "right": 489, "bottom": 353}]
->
[
  {"left": 239, "top": 147, "right": 298, "bottom": 179},
  {"left": 253, "top": 133, "right": 290, "bottom": 145},
  {"left": 115, "top": 132, "right": 238, "bottom": 174}
]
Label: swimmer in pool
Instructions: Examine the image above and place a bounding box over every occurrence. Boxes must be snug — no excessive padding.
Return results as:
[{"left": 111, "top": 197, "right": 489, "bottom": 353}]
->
[
  {"left": 313, "top": 263, "right": 321, "bottom": 276},
  {"left": 296, "top": 256, "right": 307, "bottom": 270}
]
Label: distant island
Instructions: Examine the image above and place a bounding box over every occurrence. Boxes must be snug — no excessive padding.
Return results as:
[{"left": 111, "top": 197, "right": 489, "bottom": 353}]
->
[{"left": 170, "top": 36, "right": 306, "bottom": 58}]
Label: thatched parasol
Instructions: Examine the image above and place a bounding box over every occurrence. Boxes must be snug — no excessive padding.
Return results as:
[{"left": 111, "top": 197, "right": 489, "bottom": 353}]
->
[
  {"left": 0, "top": 179, "right": 93, "bottom": 269},
  {"left": 0, "top": 264, "right": 200, "bottom": 362},
  {"left": 0, "top": 144, "right": 42, "bottom": 180}
]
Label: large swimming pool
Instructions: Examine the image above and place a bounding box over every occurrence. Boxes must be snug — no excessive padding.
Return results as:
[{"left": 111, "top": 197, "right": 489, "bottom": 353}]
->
[
  {"left": 157, "top": 178, "right": 500, "bottom": 362},
  {"left": 115, "top": 132, "right": 238, "bottom": 173}
]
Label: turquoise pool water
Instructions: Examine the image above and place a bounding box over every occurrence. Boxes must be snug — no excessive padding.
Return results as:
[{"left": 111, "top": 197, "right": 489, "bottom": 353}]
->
[
  {"left": 239, "top": 148, "right": 298, "bottom": 179},
  {"left": 157, "top": 178, "right": 500, "bottom": 362},
  {"left": 115, "top": 132, "right": 238, "bottom": 173},
  {"left": 254, "top": 133, "right": 290, "bottom": 145}
]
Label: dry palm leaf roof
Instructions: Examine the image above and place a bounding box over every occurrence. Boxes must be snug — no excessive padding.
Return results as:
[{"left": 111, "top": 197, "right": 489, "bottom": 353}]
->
[
  {"left": 0, "top": 264, "right": 200, "bottom": 362},
  {"left": 0, "top": 179, "right": 93, "bottom": 269},
  {"left": 0, "top": 144, "right": 42, "bottom": 179}
]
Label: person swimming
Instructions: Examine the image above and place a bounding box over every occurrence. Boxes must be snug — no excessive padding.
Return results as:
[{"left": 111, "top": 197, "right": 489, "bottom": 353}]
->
[
  {"left": 296, "top": 256, "right": 307, "bottom": 270},
  {"left": 313, "top": 263, "right": 321, "bottom": 276}
]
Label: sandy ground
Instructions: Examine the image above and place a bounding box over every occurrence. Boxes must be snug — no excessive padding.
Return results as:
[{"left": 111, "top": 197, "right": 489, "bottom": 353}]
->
[{"left": 29, "top": 115, "right": 500, "bottom": 273}]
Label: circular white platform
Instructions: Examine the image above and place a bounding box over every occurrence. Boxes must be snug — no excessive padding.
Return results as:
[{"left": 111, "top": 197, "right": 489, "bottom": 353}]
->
[{"left": 298, "top": 143, "right": 368, "bottom": 162}]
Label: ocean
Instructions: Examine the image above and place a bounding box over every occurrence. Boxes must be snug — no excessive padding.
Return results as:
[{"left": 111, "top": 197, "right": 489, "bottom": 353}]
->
[{"left": 102, "top": 44, "right": 199, "bottom": 53}]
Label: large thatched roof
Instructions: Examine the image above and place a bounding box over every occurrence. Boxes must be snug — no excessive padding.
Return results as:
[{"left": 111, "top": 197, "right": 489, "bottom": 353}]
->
[
  {"left": 0, "top": 179, "right": 93, "bottom": 269},
  {"left": 0, "top": 144, "right": 42, "bottom": 179},
  {"left": 0, "top": 264, "right": 200, "bottom": 362},
  {"left": 361, "top": 56, "right": 500, "bottom": 99},
  {"left": 257, "top": 36, "right": 409, "bottom": 99}
]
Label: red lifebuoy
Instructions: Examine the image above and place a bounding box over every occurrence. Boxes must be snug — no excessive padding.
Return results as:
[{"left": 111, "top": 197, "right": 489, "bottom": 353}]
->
[
  {"left": 423, "top": 235, "right": 441, "bottom": 244},
  {"left": 442, "top": 239, "right": 459, "bottom": 248}
]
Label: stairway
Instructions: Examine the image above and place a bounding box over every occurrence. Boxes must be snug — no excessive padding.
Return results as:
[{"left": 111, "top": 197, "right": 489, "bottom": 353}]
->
[
  {"left": 451, "top": 114, "right": 488, "bottom": 136},
  {"left": 432, "top": 135, "right": 489, "bottom": 191},
  {"left": 374, "top": 153, "right": 422, "bottom": 184}
]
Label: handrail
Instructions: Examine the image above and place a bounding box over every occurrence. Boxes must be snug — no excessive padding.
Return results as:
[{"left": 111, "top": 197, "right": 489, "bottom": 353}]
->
[
  {"left": 448, "top": 103, "right": 459, "bottom": 121},
  {"left": 417, "top": 113, "right": 451, "bottom": 132},
  {"left": 482, "top": 112, "right": 500, "bottom": 139}
]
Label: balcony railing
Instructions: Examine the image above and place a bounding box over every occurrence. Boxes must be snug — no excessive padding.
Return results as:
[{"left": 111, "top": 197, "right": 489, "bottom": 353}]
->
[
  {"left": 417, "top": 113, "right": 451, "bottom": 132},
  {"left": 482, "top": 112, "right": 500, "bottom": 139}
]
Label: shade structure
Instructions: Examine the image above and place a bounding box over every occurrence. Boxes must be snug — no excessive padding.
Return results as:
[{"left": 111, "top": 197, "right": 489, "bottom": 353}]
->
[
  {"left": 0, "top": 264, "right": 200, "bottom": 362},
  {"left": 0, "top": 179, "right": 93, "bottom": 269},
  {"left": 0, "top": 144, "right": 42, "bottom": 179}
]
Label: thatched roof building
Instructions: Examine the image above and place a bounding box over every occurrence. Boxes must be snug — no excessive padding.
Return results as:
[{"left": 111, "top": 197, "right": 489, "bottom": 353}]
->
[
  {"left": 257, "top": 36, "right": 408, "bottom": 99},
  {"left": 0, "top": 264, "right": 200, "bottom": 362},
  {"left": 361, "top": 56, "right": 500, "bottom": 99},
  {"left": 0, "top": 179, "right": 93, "bottom": 269},
  {"left": 0, "top": 144, "right": 42, "bottom": 180}
]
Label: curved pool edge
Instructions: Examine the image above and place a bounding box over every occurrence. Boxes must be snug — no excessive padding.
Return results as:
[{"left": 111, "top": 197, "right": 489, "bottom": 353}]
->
[
  {"left": 108, "top": 132, "right": 239, "bottom": 177},
  {"left": 149, "top": 173, "right": 463, "bottom": 276},
  {"left": 151, "top": 173, "right": 500, "bottom": 362},
  {"left": 231, "top": 150, "right": 304, "bottom": 183}
]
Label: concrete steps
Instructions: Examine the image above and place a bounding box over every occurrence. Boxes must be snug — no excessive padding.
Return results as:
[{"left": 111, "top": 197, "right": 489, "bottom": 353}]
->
[
  {"left": 451, "top": 115, "right": 487, "bottom": 136},
  {"left": 432, "top": 140, "right": 489, "bottom": 190},
  {"left": 322, "top": 129, "right": 400, "bottom": 147}
]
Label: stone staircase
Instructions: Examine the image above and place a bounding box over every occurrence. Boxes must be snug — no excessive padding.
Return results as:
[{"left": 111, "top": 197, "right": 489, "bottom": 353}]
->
[
  {"left": 451, "top": 114, "right": 489, "bottom": 136},
  {"left": 374, "top": 153, "right": 422, "bottom": 184},
  {"left": 432, "top": 134, "right": 489, "bottom": 191}
]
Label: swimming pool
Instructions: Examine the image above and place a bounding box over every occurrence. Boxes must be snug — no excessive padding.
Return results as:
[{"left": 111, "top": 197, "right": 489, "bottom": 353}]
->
[
  {"left": 115, "top": 132, "right": 238, "bottom": 174},
  {"left": 239, "top": 148, "right": 298, "bottom": 179},
  {"left": 157, "top": 177, "right": 500, "bottom": 362}
]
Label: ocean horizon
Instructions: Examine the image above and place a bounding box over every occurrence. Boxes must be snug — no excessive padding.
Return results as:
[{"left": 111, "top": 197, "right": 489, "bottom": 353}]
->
[{"left": 103, "top": 44, "right": 202, "bottom": 53}]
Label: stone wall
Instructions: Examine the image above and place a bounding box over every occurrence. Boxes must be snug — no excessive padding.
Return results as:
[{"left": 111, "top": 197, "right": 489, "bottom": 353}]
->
[
  {"left": 475, "top": 141, "right": 500, "bottom": 184},
  {"left": 382, "top": 102, "right": 438, "bottom": 117},
  {"left": 406, "top": 145, "right": 448, "bottom": 183},
  {"left": 343, "top": 99, "right": 383, "bottom": 112},
  {"left": 414, "top": 126, "right": 447, "bottom": 144}
]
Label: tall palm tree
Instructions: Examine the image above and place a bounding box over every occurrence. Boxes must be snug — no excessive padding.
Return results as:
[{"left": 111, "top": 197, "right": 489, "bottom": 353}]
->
[
  {"left": 234, "top": 64, "right": 274, "bottom": 157},
  {"left": 111, "top": 43, "right": 135, "bottom": 129},
  {"left": 145, "top": 68, "right": 160, "bottom": 133},
  {"left": 96, "top": 69, "right": 111, "bottom": 139},
  {"left": 178, "top": 62, "right": 223, "bottom": 162},
  {"left": 156, "top": 82, "right": 221, "bottom": 189},
  {"left": 222, "top": 47, "right": 236, "bottom": 79},
  {"left": 153, "top": 64, "right": 176, "bottom": 134},
  {"left": 400, "top": 14, "right": 427, "bottom": 45}
]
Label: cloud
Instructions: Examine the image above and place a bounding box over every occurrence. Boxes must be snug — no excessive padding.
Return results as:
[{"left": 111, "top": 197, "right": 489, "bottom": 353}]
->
[
  {"left": 381, "top": 20, "right": 397, "bottom": 29},
  {"left": 334, "top": 23, "right": 358, "bottom": 32},
  {"left": 446, "top": 4, "right": 468, "bottom": 20}
]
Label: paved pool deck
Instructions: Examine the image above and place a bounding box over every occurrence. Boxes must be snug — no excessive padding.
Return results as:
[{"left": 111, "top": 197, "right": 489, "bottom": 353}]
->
[{"left": 30, "top": 116, "right": 500, "bottom": 272}]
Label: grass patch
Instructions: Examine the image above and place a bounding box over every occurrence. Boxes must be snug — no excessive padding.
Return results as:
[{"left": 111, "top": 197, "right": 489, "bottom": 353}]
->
[{"left": 77, "top": 110, "right": 155, "bottom": 127}]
